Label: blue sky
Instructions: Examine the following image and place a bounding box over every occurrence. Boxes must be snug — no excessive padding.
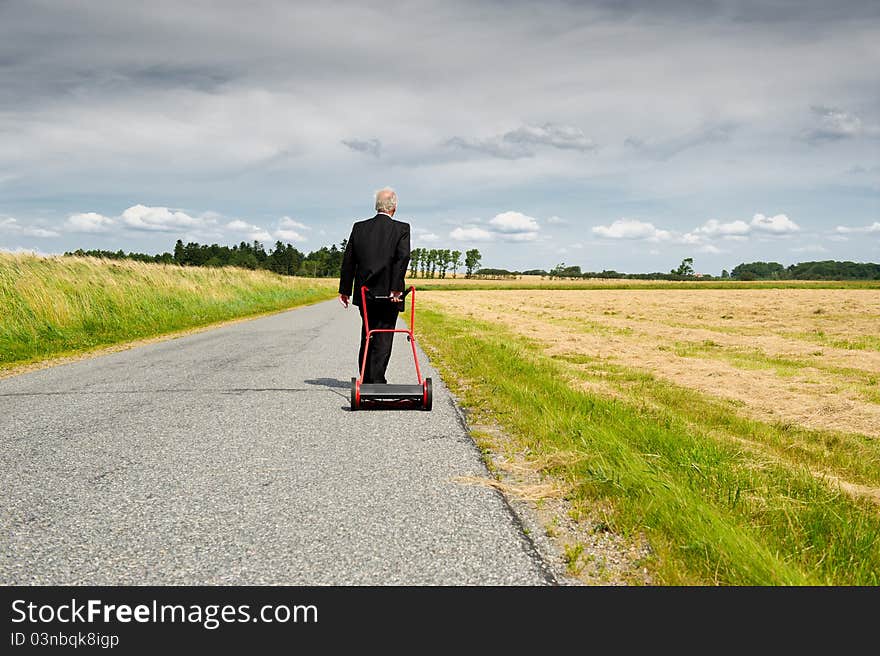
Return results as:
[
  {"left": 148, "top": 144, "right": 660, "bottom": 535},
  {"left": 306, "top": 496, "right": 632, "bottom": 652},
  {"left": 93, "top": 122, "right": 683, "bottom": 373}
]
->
[{"left": 0, "top": 0, "right": 878, "bottom": 274}]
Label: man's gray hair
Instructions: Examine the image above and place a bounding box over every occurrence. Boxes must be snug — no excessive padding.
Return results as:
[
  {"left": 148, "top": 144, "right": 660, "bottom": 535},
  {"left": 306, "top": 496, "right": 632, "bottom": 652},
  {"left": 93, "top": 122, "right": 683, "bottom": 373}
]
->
[{"left": 374, "top": 187, "right": 398, "bottom": 213}]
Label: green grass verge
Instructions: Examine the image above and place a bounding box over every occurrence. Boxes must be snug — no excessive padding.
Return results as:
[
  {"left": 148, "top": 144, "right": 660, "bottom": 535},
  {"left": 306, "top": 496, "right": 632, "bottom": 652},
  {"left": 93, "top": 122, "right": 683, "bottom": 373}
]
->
[
  {"left": 415, "top": 306, "right": 880, "bottom": 585},
  {"left": 0, "top": 254, "right": 336, "bottom": 368}
]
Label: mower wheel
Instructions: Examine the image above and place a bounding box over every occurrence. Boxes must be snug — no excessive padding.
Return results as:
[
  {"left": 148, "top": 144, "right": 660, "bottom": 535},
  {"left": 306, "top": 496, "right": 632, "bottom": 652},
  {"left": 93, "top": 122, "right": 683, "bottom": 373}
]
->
[
  {"left": 423, "top": 377, "right": 433, "bottom": 411},
  {"left": 350, "top": 377, "right": 359, "bottom": 411}
]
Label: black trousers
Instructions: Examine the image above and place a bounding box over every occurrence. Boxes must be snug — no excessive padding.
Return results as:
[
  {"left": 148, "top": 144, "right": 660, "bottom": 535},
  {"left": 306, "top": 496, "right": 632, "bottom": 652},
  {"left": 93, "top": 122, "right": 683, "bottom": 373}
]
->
[{"left": 357, "top": 301, "right": 399, "bottom": 384}]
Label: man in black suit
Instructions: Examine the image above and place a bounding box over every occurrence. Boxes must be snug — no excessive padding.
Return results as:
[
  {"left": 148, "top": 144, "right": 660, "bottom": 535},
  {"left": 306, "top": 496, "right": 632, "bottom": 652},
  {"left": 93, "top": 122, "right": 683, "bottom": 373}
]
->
[{"left": 338, "top": 187, "right": 411, "bottom": 384}]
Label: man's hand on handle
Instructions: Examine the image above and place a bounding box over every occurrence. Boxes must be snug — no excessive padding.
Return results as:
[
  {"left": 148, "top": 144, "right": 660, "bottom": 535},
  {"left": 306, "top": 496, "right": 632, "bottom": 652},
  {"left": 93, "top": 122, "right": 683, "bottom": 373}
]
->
[{"left": 340, "top": 291, "right": 400, "bottom": 308}]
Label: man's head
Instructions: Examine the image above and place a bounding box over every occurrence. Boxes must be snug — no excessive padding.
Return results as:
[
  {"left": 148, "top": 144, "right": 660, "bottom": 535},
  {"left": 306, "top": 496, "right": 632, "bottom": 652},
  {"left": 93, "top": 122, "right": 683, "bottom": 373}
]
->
[{"left": 374, "top": 187, "right": 397, "bottom": 216}]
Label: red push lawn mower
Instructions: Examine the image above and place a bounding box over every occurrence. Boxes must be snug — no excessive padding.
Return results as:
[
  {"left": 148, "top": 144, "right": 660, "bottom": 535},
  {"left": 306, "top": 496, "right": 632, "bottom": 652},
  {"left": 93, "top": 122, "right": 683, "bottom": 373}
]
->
[{"left": 350, "top": 285, "right": 432, "bottom": 411}]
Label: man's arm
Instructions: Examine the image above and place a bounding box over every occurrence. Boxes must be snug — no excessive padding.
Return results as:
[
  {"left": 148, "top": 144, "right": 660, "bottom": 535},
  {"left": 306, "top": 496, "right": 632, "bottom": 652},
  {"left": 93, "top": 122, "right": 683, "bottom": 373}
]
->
[
  {"left": 338, "top": 228, "right": 356, "bottom": 307},
  {"left": 390, "top": 223, "right": 411, "bottom": 298}
]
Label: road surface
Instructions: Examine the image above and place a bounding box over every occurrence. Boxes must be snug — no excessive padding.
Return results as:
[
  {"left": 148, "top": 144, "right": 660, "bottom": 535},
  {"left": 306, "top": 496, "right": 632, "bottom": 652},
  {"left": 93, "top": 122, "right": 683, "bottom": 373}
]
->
[{"left": 0, "top": 300, "right": 554, "bottom": 585}]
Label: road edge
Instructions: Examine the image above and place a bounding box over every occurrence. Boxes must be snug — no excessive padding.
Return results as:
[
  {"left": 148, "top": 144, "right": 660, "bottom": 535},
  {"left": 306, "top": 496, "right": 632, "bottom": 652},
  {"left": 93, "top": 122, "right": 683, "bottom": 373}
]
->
[
  {"left": 0, "top": 297, "right": 335, "bottom": 382},
  {"left": 442, "top": 388, "right": 581, "bottom": 586}
]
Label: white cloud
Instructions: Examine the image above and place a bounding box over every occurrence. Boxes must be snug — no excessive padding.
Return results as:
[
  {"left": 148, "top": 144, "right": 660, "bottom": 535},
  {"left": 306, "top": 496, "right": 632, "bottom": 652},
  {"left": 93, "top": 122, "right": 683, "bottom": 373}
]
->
[
  {"left": 750, "top": 213, "right": 800, "bottom": 234},
  {"left": 449, "top": 211, "right": 541, "bottom": 242},
  {"left": 594, "top": 212, "right": 800, "bottom": 254},
  {"left": 448, "top": 211, "right": 541, "bottom": 243},
  {"left": 450, "top": 226, "right": 493, "bottom": 242},
  {"left": 26, "top": 227, "right": 59, "bottom": 238},
  {"left": 692, "top": 219, "right": 751, "bottom": 237},
  {"left": 411, "top": 226, "right": 441, "bottom": 245},
  {"left": 684, "top": 213, "right": 799, "bottom": 247},
  {"left": 593, "top": 219, "right": 671, "bottom": 241},
  {"left": 274, "top": 229, "right": 306, "bottom": 242},
  {"left": 226, "top": 219, "right": 272, "bottom": 242},
  {"left": 268, "top": 216, "right": 311, "bottom": 242},
  {"left": 121, "top": 204, "right": 206, "bottom": 232},
  {"left": 0, "top": 217, "right": 60, "bottom": 238},
  {"left": 414, "top": 232, "right": 440, "bottom": 244},
  {"left": 54, "top": 204, "right": 316, "bottom": 245},
  {"left": 546, "top": 216, "right": 567, "bottom": 225},
  {"left": 226, "top": 219, "right": 254, "bottom": 231},
  {"left": 66, "top": 212, "right": 115, "bottom": 233},
  {"left": 489, "top": 211, "right": 539, "bottom": 234},
  {"left": 836, "top": 221, "right": 880, "bottom": 234},
  {"left": 279, "top": 216, "right": 311, "bottom": 231}
]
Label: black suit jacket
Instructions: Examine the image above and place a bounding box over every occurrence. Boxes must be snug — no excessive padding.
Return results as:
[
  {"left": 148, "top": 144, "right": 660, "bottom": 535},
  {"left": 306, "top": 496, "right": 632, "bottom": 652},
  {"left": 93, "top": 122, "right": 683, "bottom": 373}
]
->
[{"left": 338, "top": 213, "right": 411, "bottom": 306}]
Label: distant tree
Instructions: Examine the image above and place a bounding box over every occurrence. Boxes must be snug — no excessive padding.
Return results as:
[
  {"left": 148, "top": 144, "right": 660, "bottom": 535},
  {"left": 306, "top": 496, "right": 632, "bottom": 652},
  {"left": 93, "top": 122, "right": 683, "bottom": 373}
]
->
[
  {"left": 422, "top": 248, "right": 431, "bottom": 278},
  {"left": 464, "top": 249, "right": 481, "bottom": 278},
  {"left": 721, "top": 269, "right": 730, "bottom": 279},
  {"left": 786, "top": 260, "right": 880, "bottom": 280},
  {"left": 422, "top": 249, "right": 431, "bottom": 278},
  {"left": 672, "top": 257, "right": 695, "bottom": 277},
  {"left": 450, "top": 250, "right": 462, "bottom": 278},
  {"left": 236, "top": 251, "right": 259, "bottom": 270},
  {"left": 425, "top": 249, "right": 437, "bottom": 278},
  {"left": 328, "top": 244, "right": 343, "bottom": 276},
  {"left": 438, "top": 249, "right": 451, "bottom": 278},
  {"left": 173, "top": 239, "right": 185, "bottom": 264},
  {"left": 549, "top": 263, "right": 582, "bottom": 279},
  {"left": 731, "top": 261, "right": 785, "bottom": 280},
  {"left": 410, "top": 248, "right": 422, "bottom": 278},
  {"left": 476, "top": 268, "right": 517, "bottom": 279}
]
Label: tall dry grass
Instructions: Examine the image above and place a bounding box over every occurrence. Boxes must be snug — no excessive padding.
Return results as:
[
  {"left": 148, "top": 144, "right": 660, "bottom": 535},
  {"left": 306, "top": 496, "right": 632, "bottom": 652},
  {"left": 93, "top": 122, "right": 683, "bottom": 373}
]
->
[{"left": 0, "top": 253, "right": 336, "bottom": 367}]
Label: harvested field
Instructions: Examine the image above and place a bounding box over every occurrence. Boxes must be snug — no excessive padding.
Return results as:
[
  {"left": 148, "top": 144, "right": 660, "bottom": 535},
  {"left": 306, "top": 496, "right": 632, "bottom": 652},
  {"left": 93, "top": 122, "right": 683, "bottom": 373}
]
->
[
  {"left": 414, "top": 287, "right": 880, "bottom": 585},
  {"left": 423, "top": 289, "right": 880, "bottom": 438}
]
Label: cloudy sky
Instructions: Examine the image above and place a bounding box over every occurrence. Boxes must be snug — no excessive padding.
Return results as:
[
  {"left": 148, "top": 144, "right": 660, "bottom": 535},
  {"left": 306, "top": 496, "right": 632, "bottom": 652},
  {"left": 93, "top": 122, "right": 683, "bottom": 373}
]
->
[{"left": 1, "top": 0, "right": 878, "bottom": 273}]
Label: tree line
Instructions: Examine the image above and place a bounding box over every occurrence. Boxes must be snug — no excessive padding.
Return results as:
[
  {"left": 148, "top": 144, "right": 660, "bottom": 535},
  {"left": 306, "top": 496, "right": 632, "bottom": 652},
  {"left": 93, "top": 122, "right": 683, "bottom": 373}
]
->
[
  {"left": 730, "top": 260, "right": 880, "bottom": 280},
  {"left": 66, "top": 239, "right": 346, "bottom": 277},
  {"left": 64, "top": 241, "right": 880, "bottom": 282},
  {"left": 66, "top": 241, "right": 483, "bottom": 280},
  {"left": 408, "top": 248, "right": 482, "bottom": 278},
  {"left": 472, "top": 258, "right": 880, "bottom": 281}
]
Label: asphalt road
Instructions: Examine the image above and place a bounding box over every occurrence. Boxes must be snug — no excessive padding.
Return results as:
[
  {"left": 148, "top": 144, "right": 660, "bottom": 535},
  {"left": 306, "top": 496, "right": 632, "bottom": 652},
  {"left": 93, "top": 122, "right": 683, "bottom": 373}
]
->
[{"left": 0, "top": 299, "right": 554, "bottom": 585}]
